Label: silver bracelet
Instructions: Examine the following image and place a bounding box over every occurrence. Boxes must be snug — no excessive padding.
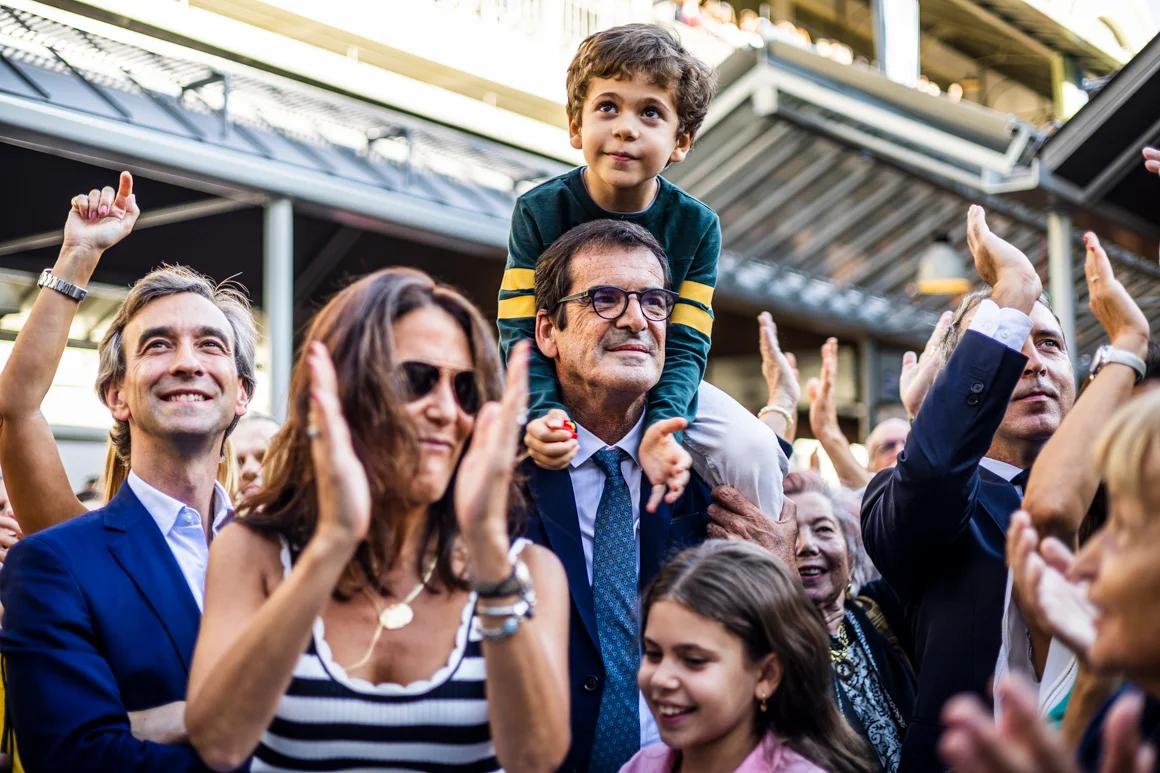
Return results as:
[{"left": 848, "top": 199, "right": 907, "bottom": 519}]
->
[
  {"left": 476, "top": 597, "right": 534, "bottom": 619},
  {"left": 478, "top": 614, "right": 525, "bottom": 641}
]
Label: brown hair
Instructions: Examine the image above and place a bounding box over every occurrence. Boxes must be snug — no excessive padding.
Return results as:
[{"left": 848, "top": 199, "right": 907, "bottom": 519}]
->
[
  {"left": 935, "top": 288, "right": 1059, "bottom": 369},
  {"left": 240, "top": 268, "right": 505, "bottom": 598},
  {"left": 566, "top": 23, "right": 716, "bottom": 139},
  {"left": 95, "top": 264, "right": 257, "bottom": 463},
  {"left": 534, "top": 219, "right": 671, "bottom": 330},
  {"left": 643, "top": 541, "right": 875, "bottom": 772}
]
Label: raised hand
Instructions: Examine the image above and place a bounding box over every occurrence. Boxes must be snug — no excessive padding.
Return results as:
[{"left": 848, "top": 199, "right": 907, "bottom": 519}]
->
[
  {"left": 758, "top": 311, "right": 800, "bottom": 409},
  {"left": 305, "top": 342, "right": 370, "bottom": 551},
  {"left": 1144, "top": 146, "right": 1160, "bottom": 176},
  {"left": 0, "top": 513, "right": 22, "bottom": 563},
  {"left": 640, "top": 417, "right": 692, "bottom": 513},
  {"left": 806, "top": 337, "right": 839, "bottom": 441},
  {"left": 966, "top": 205, "right": 1041, "bottom": 312},
  {"left": 455, "top": 341, "right": 528, "bottom": 550},
  {"left": 900, "top": 310, "right": 953, "bottom": 419},
  {"left": 1030, "top": 535, "right": 1096, "bottom": 660},
  {"left": 63, "top": 171, "right": 140, "bottom": 259},
  {"left": 942, "top": 674, "right": 1155, "bottom": 773},
  {"left": 524, "top": 408, "right": 578, "bottom": 471},
  {"left": 1084, "top": 232, "right": 1150, "bottom": 359}
]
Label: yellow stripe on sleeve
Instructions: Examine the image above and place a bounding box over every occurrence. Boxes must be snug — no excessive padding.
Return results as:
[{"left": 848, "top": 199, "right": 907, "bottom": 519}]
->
[
  {"left": 671, "top": 303, "right": 713, "bottom": 337},
  {"left": 500, "top": 268, "right": 536, "bottom": 291},
  {"left": 497, "top": 295, "right": 538, "bottom": 320},
  {"left": 677, "top": 280, "right": 715, "bottom": 308}
]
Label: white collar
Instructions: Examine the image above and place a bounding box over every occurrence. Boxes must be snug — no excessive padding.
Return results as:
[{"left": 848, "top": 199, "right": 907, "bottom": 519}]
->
[
  {"left": 126, "top": 470, "right": 233, "bottom": 535},
  {"left": 570, "top": 412, "right": 646, "bottom": 471},
  {"left": 979, "top": 457, "right": 1023, "bottom": 483}
]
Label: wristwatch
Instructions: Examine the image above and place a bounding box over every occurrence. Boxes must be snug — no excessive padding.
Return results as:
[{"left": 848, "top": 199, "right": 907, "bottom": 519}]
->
[
  {"left": 1089, "top": 344, "right": 1145, "bottom": 384},
  {"left": 37, "top": 269, "right": 88, "bottom": 302}
]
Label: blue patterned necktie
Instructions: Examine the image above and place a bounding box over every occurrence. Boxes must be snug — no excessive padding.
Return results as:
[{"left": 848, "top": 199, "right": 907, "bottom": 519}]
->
[{"left": 589, "top": 447, "right": 641, "bottom": 773}]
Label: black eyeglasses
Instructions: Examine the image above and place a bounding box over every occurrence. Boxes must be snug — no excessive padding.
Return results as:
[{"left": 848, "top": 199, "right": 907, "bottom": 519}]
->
[
  {"left": 554, "top": 285, "right": 678, "bottom": 322},
  {"left": 399, "top": 361, "right": 481, "bottom": 415}
]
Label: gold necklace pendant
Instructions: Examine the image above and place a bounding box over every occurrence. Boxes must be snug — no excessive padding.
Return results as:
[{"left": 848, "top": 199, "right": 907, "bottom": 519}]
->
[{"left": 379, "top": 602, "right": 415, "bottom": 631}]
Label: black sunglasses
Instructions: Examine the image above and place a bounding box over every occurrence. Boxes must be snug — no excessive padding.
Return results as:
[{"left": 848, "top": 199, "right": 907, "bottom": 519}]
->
[
  {"left": 554, "top": 285, "right": 678, "bottom": 322},
  {"left": 399, "top": 361, "right": 481, "bottom": 415}
]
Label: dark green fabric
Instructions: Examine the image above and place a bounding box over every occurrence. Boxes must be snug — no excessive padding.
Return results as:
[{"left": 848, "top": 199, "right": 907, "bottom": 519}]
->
[{"left": 497, "top": 166, "right": 720, "bottom": 429}]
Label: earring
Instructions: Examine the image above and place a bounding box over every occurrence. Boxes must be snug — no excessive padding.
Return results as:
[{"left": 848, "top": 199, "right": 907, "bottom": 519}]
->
[{"left": 758, "top": 694, "right": 768, "bottom": 713}]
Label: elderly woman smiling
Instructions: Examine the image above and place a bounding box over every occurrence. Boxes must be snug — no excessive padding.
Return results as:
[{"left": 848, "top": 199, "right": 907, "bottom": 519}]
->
[{"left": 786, "top": 472, "right": 915, "bottom": 772}]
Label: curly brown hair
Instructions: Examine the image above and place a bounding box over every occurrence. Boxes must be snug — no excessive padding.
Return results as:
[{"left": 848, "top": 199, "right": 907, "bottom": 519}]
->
[
  {"left": 565, "top": 23, "right": 716, "bottom": 140},
  {"left": 240, "top": 268, "right": 508, "bottom": 599}
]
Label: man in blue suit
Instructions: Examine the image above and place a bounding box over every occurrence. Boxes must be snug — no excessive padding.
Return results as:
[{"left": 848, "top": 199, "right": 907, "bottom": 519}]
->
[
  {"left": 0, "top": 174, "right": 256, "bottom": 772},
  {"left": 861, "top": 206, "right": 1076, "bottom": 772},
  {"left": 520, "top": 220, "right": 796, "bottom": 772}
]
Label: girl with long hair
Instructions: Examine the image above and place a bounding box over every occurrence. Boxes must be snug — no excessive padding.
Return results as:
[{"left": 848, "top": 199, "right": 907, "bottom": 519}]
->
[{"left": 627, "top": 540, "right": 875, "bottom": 773}]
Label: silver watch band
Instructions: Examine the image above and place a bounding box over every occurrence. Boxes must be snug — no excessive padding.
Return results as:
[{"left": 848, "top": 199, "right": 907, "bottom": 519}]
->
[
  {"left": 37, "top": 269, "right": 88, "bottom": 302},
  {"left": 1091, "top": 345, "right": 1145, "bottom": 384}
]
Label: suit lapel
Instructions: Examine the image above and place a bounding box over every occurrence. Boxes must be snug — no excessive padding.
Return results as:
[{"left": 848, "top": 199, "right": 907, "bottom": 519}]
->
[
  {"left": 103, "top": 484, "right": 201, "bottom": 672},
  {"left": 638, "top": 480, "right": 672, "bottom": 593},
  {"left": 976, "top": 467, "right": 1023, "bottom": 555},
  {"left": 526, "top": 467, "right": 599, "bottom": 647}
]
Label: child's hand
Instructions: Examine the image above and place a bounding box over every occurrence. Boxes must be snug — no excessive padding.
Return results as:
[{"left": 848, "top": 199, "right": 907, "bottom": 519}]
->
[
  {"left": 640, "top": 417, "right": 691, "bottom": 513},
  {"left": 524, "top": 408, "right": 579, "bottom": 470}
]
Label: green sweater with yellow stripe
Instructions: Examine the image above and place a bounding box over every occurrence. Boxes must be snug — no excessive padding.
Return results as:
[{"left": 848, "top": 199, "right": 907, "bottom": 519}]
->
[{"left": 498, "top": 166, "right": 720, "bottom": 428}]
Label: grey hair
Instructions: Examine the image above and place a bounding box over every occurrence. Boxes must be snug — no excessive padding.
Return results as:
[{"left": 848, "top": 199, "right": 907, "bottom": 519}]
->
[
  {"left": 935, "top": 288, "right": 1060, "bottom": 369},
  {"left": 96, "top": 264, "right": 258, "bottom": 463}
]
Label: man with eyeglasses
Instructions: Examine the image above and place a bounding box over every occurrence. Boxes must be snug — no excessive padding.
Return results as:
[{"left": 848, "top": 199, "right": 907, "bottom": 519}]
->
[{"left": 520, "top": 219, "right": 796, "bottom": 773}]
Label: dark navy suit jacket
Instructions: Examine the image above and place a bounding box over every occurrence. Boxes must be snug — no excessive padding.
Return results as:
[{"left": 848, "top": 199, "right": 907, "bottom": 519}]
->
[
  {"left": 520, "top": 458, "right": 711, "bottom": 773},
  {"left": 0, "top": 483, "right": 224, "bottom": 772},
  {"left": 862, "top": 330, "right": 1028, "bottom": 772}
]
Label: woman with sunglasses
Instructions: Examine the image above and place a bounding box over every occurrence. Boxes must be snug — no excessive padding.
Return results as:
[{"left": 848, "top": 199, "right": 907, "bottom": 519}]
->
[{"left": 185, "top": 268, "right": 570, "bottom": 772}]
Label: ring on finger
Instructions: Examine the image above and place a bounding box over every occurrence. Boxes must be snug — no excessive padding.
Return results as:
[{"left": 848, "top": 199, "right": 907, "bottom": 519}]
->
[{"left": 306, "top": 424, "right": 321, "bottom": 439}]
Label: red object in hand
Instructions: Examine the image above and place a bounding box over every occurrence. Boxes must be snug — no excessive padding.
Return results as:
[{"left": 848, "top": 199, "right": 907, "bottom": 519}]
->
[{"left": 549, "top": 419, "right": 578, "bottom": 439}]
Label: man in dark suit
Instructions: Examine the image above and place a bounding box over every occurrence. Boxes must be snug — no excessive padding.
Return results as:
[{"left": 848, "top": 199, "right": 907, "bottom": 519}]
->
[
  {"left": 0, "top": 174, "right": 255, "bottom": 772},
  {"left": 861, "top": 205, "right": 1076, "bottom": 772},
  {"left": 521, "top": 220, "right": 795, "bottom": 773}
]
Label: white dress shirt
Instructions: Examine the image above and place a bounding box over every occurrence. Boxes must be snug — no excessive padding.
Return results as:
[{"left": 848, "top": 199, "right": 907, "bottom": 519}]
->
[
  {"left": 566, "top": 415, "right": 660, "bottom": 748},
  {"left": 126, "top": 471, "right": 233, "bottom": 611},
  {"left": 967, "top": 298, "right": 1034, "bottom": 353}
]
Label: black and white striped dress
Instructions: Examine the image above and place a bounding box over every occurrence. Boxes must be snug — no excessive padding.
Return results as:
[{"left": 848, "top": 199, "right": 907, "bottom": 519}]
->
[{"left": 251, "top": 540, "right": 528, "bottom": 772}]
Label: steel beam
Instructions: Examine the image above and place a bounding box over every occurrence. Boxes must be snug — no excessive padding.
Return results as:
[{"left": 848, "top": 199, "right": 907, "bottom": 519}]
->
[
  {"left": 1047, "top": 211, "right": 1076, "bottom": 358},
  {"left": 0, "top": 195, "right": 260, "bottom": 258},
  {"left": 264, "top": 198, "right": 294, "bottom": 422}
]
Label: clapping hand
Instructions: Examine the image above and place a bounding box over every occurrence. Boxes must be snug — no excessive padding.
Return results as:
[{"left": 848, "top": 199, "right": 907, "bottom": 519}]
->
[
  {"left": 758, "top": 312, "right": 800, "bottom": 410},
  {"left": 64, "top": 171, "right": 140, "bottom": 259},
  {"left": 806, "top": 337, "right": 839, "bottom": 441},
  {"left": 1006, "top": 510, "right": 1096, "bottom": 662},
  {"left": 941, "top": 673, "right": 1156, "bottom": 773},
  {"left": 1084, "top": 232, "right": 1149, "bottom": 359},
  {"left": 900, "top": 311, "right": 953, "bottom": 420},
  {"left": 1144, "top": 147, "right": 1159, "bottom": 176},
  {"left": 966, "top": 205, "right": 1041, "bottom": 313},
  {"left": 640, "top": 417, "right": 692, "bottom": 513},
  {"left": 455, "top": 341, "right": 529, "bottom": 551},
  {"left": 305, "top": 342, "right": 371, "bottom": 551}
]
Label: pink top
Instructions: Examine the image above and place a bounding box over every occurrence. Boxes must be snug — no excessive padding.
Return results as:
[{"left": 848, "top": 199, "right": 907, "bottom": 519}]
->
[{"left": 618, "top": 733, "right": 826, "bottom": 773}]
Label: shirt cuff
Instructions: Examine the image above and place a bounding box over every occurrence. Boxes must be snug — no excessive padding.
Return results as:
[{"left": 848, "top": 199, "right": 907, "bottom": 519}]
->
[{"left": 967, "top": 298, "right": 1033, "bottom": 352}]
